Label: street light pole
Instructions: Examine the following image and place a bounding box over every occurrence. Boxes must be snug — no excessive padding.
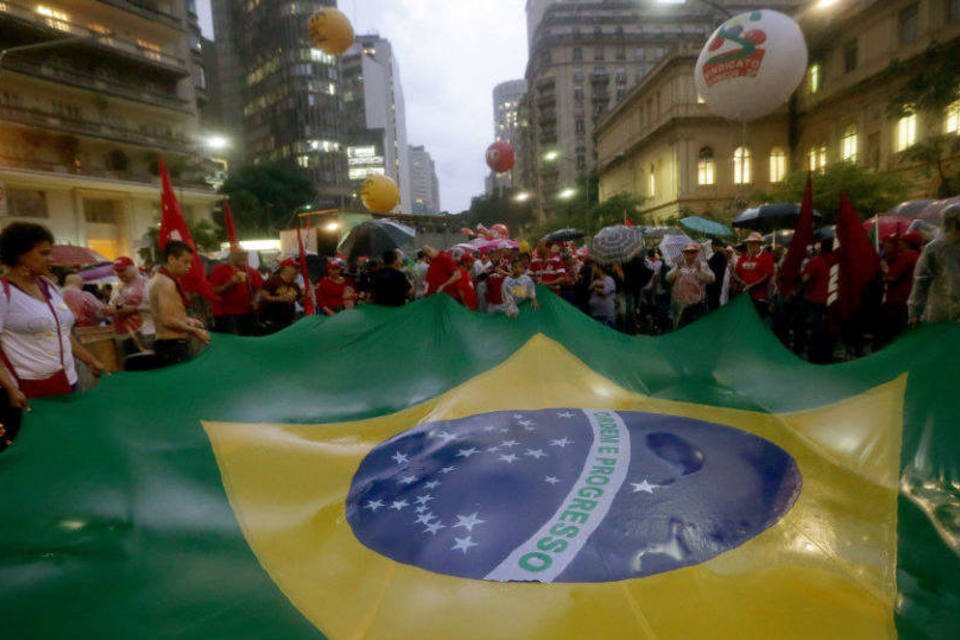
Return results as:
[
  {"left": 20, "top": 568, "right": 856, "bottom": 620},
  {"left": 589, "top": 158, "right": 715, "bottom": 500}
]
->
[{"left": 0, "top": 33, "right": 107, "bottom": 69}]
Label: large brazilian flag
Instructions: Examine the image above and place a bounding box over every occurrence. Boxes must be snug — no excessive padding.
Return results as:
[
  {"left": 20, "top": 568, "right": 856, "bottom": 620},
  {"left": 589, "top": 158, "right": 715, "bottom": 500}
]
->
[{"left": 1, "top": 294, "right": 958, "bottom": 639}]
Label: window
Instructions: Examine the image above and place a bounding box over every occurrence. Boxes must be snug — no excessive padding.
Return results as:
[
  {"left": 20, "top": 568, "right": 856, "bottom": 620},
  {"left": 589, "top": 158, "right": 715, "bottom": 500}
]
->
[
  {"left": 808, "top": 145, "right": 828, "bottom": 172},
  {"left": 84, "top": 199, "right": 117, "bottom": 224},
  {"left": 698, "top": 147, "right": 716, "bottom": 185},
  {"left": 733, "top": 147, "right": 751, "bottom": 184},
  {"left": 615, "top": 47, "right": 626, "bottom": 61},
  {"left": 577, "top": 154, "right": 587, "bottom": 170},
  {"left": 896, "top": 113, "right": 918, "bottom": 151},
  {"left": 573, "top": 88, "right": 584, "bottom": 101},
  {"left": 573, "top": 48, "right": 583, "bottom": 62},
  {"left": 949, "top": 0, "right": 960, "bottom": 22},
  {"left": 808, "top": 64, "right": 821, "bottom": 94},
  {"left": 945, "top": 100, "right": 960, "bottom": 133},
  {"left": 697, "top": 93, "right": 705, "bottom": 104},
  {"left": 899, "top": 3, "right": 920, "bottom": 44},
  {"left": 575, "top": 118, "right": 585, "bottom": 134},
  {"left": 649, "top": 165, "right": 656, "bottom": 197},
  {"left": 4, "top": 189, "right": 47, "bottom": 218},
  {"left": 841, "top": 125, "right": 859, "bottom": 161},
  {"left": 769, "top": 148, "right": 787, "bottom": 183},
  {"left": 573, "top": 69, "right": 584, "bottom": 83},
  {"left": 843, "top": 39, "right": 858, "bottom": 73}
]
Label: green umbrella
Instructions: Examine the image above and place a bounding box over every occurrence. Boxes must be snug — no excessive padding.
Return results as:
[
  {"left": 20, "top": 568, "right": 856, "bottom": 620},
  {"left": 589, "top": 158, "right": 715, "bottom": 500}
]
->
[{"left": 679, "top": 215, "right": 734, "bottom": 238}]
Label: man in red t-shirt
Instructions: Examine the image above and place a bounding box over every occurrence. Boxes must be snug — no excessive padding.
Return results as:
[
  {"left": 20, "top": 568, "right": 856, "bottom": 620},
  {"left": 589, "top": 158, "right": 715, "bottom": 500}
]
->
[
  {"left": 877, "top": 234, "right": 920, "bottom": 346},
  {"left": 423, "top": 245, "right": 461, "bottom": 300},
  {"left": 735, "top": 232, "right": 776, "bottom": 317},
  {"left": 208, "top": 250, "right": 263, "bottom": 335},
  {"left": 802, "top": 238, "right": 836, "bottom": 363}
]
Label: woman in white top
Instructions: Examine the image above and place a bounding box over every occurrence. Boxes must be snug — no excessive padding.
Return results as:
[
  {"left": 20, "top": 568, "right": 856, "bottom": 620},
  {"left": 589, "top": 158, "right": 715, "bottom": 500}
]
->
[{"left": 0, "top": 223, "right": 105, "bottom": 448}]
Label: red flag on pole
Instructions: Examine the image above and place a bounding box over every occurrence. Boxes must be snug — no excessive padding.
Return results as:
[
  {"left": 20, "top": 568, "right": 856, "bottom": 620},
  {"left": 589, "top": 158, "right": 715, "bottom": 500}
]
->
[
  {"left": 223, "top": 198, "right": 240, "bottom": 251},
  {"left": 296, "top": 226, "right": 316, "bottom": 316},
  {"left": 832, "top": 192, "right": 880, "bottom": 320},
  {"left": 777, "top": 174, "right": 815, "bottom": 297},
  {"left": 158, "top": 159, "right": 219, "bottom": 302}
]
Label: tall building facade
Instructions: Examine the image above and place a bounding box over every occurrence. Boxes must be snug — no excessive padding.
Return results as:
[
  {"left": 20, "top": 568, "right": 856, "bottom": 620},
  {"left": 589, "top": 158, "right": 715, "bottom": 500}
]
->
[
  {"left": 486, "top": 79, "right": 528, "bottom": 194},
  {"left": 341, "top": 34, "right": 412, "bottom": 212},
  {"left": 0, "top": 0, "right": 217, "bottom": 258},
  {"left": 524, "top": 0, "right": 798, "bottom": 219},
  {"left": 210, "top": 0, "right": 347, "bottom": 202},
  {"left": 409, "top": 145, "right": 441, "bottom": 215}
]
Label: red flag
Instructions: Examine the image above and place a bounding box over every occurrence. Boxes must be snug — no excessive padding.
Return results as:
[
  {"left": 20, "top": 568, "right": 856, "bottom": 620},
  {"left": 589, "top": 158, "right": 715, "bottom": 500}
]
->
[
  {"left": 624, "top": 217, "right": 636, "bottom": 227},
  {"left": 831, "top": 192, "right": 880, "bottom": 320},
  {"left": 777, "top": 174, "right": 815, "bottom": 297},
  {"left": 158, "top": 159, "right": 218, "bottom": 302},
  {"left": 296, "top": 226, "right": 316, "bottom": 316},
  {"left": 223, "top": 198, "right": 240, "bottom": 251}
]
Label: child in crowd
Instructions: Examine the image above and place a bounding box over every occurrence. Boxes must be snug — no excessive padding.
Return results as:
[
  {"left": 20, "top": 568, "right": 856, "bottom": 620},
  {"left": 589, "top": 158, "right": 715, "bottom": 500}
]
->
[{"left": 501, "top": 257, "right": 540, "bottom": 318}]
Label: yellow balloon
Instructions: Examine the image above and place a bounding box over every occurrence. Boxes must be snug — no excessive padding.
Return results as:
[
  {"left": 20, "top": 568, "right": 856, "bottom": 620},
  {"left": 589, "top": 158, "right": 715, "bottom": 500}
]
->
[
  {"left": 307, "top": 8, "right": 355, "bottom": 56},
  {"left": 360, "top": 175, "right": 400, "bottom": 214}
]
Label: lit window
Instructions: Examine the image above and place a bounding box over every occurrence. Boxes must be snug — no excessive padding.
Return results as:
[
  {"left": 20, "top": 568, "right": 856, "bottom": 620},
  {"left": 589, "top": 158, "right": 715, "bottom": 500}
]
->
[
  {"left": 945, "top": 100, "right": 960, "bottom": 134},
  {"left": 696, "top": 93, "right": 705, "bottom": 104},
  {"left": 733, "top": 147, "right": 751, "bottom": 184},
  {"left": 841, "top": 125, "right": 858, "bottom": 162},
  {"left": 697, "top": 147, "right": 715, "bottom": 185},
  {"left": 35, "top": 5, "right": 71, "bottom": 30},
  {"left": 769, "top": 148, "right": 787, "bottom": 183},
  {"left": 808, "top": 146, "right": 828, "bottom": 172},
  {"left": 649, "top": 165, "right": 656, "bottom": 196},
  {"left": 896, "top": 114, "right": 917, "bottom": 151},
  {"left": 808, "top": 64, "right": 821, "bottom": 95}
]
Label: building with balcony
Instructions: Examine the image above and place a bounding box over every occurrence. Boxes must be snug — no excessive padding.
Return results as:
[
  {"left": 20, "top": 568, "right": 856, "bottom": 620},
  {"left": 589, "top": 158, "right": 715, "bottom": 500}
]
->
[
  {"left": 0, "top": 0, "right": 217, "bottom": 259},
  {"left": 595, "top": 0, "right": 960, "bottom": 223},
  {"left": 486, "top": 79, "right": 528, "bottom": 195},
  {"left": 409, "top": 145, "right": 441, "bottom": 215},
  {"left": 209, "top": 0, "right": 347, "bottom": 203}
]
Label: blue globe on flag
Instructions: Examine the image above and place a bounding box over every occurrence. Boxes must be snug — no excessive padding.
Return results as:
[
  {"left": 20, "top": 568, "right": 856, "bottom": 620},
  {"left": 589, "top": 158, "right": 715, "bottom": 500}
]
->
[{"left": 346, "top": 409, "right": 802, "bottom": 583}]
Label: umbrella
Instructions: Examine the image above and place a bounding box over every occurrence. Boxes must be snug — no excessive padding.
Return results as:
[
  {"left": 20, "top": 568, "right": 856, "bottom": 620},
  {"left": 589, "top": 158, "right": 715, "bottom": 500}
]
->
[
  {"left": 50, "top": 245, "right": 108, "bottom": 268},
  {"left": 679, "top": 216, "right": 734, "bottom": 238},
  {"left": 590, "top": 225, "right": 645, "bottom": 265},
  {"left": 862, "top": 216, "right": 912, "bottom": 241},
  {"left": 761, "top": 229, "right": 795, "bottom": 247},
  {"left": 732, "top": 203, "right": 823, "bottom": 232},
  {"left": 917, "top": 196, "right": 960, "bottom": 224},
  {"left": 658, "top": 233, "right": 695, "bottom": 266},
  {"left": 814, "top": 225, "right": 836, "bottom": 240},
  {"left": 75, "top": 263, "right": 117, "bottom": 284},
  {"left": 883, "top": 199, "right": 935, "bottom": 219},
  {"left": 542, "top": 228, "right": 585, "bottom": 244},
  {"left": 338, "top": 219, "right": 415, "bottom": 261}
]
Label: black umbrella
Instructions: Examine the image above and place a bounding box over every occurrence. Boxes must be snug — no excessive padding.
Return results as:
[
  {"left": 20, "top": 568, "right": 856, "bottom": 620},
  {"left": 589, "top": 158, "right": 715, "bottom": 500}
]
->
[
  {"left": 814, "top": 225, "right": 836, "bottom": 240},
  {"left": 732, "top": 203, "right": 822, "bottom": 232},
  {"left": 542, "top": 228, "right": 585, "bottom": 244},
  {"left": 338, "top": 219, "right": 415, "bottom": 261}
]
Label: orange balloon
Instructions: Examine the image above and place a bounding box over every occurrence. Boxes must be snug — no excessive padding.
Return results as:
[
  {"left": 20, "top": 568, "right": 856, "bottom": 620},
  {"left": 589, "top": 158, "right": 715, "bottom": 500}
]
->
[
  {"left": 307, "top": 8, "right": 355, "bottom": 56},
  {"left": 360, "top": 175, "right": 400, "bottom": 214}
]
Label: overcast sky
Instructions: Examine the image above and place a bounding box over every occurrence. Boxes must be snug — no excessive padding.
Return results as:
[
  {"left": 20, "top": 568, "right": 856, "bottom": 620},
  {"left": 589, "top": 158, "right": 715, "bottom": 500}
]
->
[{"left": 197, "top": 1, "right": 529, "bottom": 212}]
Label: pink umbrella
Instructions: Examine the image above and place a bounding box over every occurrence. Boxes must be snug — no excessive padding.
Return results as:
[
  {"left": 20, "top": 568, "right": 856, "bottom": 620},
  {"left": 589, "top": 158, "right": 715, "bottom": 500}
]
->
[
  {"left": 862, "top": 216, "right": 912, "bottom": 242},
  {"left": 917, "top": 196, "right": 960, "bottom": 225}
]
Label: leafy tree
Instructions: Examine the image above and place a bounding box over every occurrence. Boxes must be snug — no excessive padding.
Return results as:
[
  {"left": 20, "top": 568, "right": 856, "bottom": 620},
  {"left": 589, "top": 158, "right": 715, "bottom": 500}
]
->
[
  {"left": 755, "top": 162, "right": 910, "bottom": 222},
  {"left": 218, "top": 164, "right": 316, "bottom": 237},
  {"left": 897, "top": 135, "right": 960, "bottom": 198},
  {"left": 137, "top": 218, "right": 223, "bottom": 266},
  {"left": 461, "top": 188, "right": 537, "bottom": 235}
]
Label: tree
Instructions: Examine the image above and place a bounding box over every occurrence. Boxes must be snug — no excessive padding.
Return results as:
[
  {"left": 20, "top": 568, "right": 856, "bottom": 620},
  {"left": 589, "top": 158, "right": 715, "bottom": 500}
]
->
[
  {"left": 887, "top": 42, "right": 960, "bottom": 197},
  {"left": 755, "top": 162, "right": 910, "bottom": 222},
  {"left": 218, "top": 164, "right": 316, "bottom": 237},
  {"left": 137, "top": 217, "right": 223, "bottom": 266},
  {"left": 461, "top": 188, "right": 537, "bottom": 235}
]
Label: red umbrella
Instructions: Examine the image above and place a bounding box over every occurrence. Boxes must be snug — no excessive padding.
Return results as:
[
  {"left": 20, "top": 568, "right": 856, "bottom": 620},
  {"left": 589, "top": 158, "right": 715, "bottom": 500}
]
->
[
  {"left": 917, "top": 196, "right": 960, "bottom": 225},
  {"left": 862, "top": 216, "right": 912, "bottom": 240},
  {"left": 50, "top": 245, "right": 109, "bottom": 268}
]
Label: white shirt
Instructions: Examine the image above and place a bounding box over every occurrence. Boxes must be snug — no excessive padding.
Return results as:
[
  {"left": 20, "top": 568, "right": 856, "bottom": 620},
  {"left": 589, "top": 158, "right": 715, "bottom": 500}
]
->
[{"left": 0, "top": 279, "right": 78, "bottom": 384}]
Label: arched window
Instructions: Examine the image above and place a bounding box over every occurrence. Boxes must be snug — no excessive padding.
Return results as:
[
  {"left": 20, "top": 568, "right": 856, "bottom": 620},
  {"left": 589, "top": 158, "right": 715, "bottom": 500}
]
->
[
  {"left": 896, "top": 114, "right": 917, "bottom": 151},
  {"left": 769, "top": 147, "right": 787, "bottom": 183},
  {"left": 808, "top": 145, "right": 827, "bottom": 172},
  {"left": 649, "top": 164, "right": 656, "bottom": 197},
  {"left": 733, "top": 146, "right": 751, "bottom": 184},
  {"left": 945, "top": 100, "right": 960, "bottom": 134},
  {"left": 697, "top": 147, "right": 716, "bottom": 185},
  {"left": 841, "top": 125, "right": 858, "bottom": 162}
]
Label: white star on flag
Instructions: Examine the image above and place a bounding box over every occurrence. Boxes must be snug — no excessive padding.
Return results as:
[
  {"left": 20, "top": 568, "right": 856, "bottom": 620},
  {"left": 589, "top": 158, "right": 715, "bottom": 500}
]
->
[
  {"left": 391, "top": 451, "right": 409, "bottom": 464},
  {"left": 524, "top": 425, "right": 536, "bottom": 432},
  {"left": 557, "top": 411, "right": 575, "bottom": 418},
  {"left": 399, "top": 475, "right": 417, "bottom": 485},
  {"left": 453, "top": 512, "right": 486, "bottom": 532},
  {"left": 500, "top": 440, "right": 519, "bottom": 448},
  {"left": 414, "top": 494, "right": 435, "bottom": 505},
  {"left": 415, "top": 505, "right": 429, "bottom": 514},
  {"left": 550, "top": 438, "right": 573, "bottom": 447},
  {"left": 499, "top": 453, "right": 519, "bottom": 463},
  {"left": 545, "top": 476, "right": 560, "bottom": 485},
  {"left": 483, "top": 426, "right": 496, "bottom": 432},
  {"left": 517, "top": 420, "right": 533, "bottom": 427},
  {"left": 415, "top": 512, "right": 436, "bottom": 525},
  {"left": 439, "top": 466, "right": 456, "bottom": 474},
  {"left": 389, "top": 500, "right": 409, "bottom": 511},
  {"left": 456, "top": 447, "right": 479, "bottom": 458},
  {"left": 434, "top": 431, "right": 457, "bottom": 444},
  {"left": 513, "top": 414, "right": 524, "bottom": 419},
  {"left": 631, "top": 480, "right": 658, "bottom": 494},
  {"left": 525, "top": 449, "right": 548, "bottom": 459},
  {"left": 486, "top": 445, "right": 500, "bottom": 453},
  {"left": 452, "top": 536, "right": 478, "bottom": 554},
  {"left": 364, "top": 500, "right": 384, "bottom": 511},
  {"left": 423, "top": 521, "right": 446, "bottom": 535},
  {"left": 424, "top": 480, "right": 441, "bottom": 489}
]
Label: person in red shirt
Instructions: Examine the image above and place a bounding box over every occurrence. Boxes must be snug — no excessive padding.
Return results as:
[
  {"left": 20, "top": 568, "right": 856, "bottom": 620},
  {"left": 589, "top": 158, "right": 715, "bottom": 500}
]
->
[
  {"left": 734, "top": 232, "right": 776, "bottom": 318},
  {"left": 423, "top": 245, "right": 461, "bottom": 299},
  {"left": 62, "top": 274, "right": 104, "bottom": 328},
  {"left": 315, "top": 258, "right": 355, "bottom": 316},
  {"left": 456, "top": 254, "right": 479, "bottom": 311},
  {"left": 801, "top": 238, "right": 836, "bottom": 364},
  {"left": 208, "top": 250, "right": 263, "bottom": 335},
  {"left": 877, "top": 233, "right": 920, "bottom": 346}
]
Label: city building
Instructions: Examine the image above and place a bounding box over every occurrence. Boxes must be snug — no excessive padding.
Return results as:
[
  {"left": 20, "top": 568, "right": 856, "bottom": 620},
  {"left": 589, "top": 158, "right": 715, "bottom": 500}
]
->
[
  {"left": 341, "top": 34, "right": 412, "bottom": 212},
  {"left": 486, "top": 79, "right": 528, "bottom": 194},
  {"left": 409, "top": 145, "right": 441, "bottom": 215},
  {"left": 209, "top": 0, "right": 347, "bottom": 203},
  {"left": 524, "top": 0, "right": 798, "bottom": 220},
  {"left": 596, "top": 0, "right": 960, "bottom": 223},
  {"left": 0, "top": 0, "right": 218, "bottom": 259}
]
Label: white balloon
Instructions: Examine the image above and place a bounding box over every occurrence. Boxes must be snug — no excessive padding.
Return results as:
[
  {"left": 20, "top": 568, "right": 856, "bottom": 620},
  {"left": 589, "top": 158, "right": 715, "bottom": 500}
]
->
[{"left": 695, "top": 10, "right": 808, "bottom": 122}]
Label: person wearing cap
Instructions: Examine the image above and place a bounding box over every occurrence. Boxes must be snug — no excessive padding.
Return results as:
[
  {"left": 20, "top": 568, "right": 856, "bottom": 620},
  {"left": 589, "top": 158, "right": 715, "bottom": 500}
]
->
[
  {"left": 315, "top": 258, "right": 355, "bottom": 316},
  {"left": 734, "top": 232, "right": 776, "bottom": 318},
  {"left": 208, "top": 250, "right": 263, "bottom": 336},
  {"left": 908, "top": 203, "right": 960, "bottom": 325},
  {"left": 258, "top": 259, "right": 302, "bottom": 333},
  {"left": 106, "top": 256, "right": 155, "bottom": 356},
  {"left": 665, "top": 243, "right": 715, "bottom": 329},
  {"left": 423, "top": 245, "right": 462, "bottom": 300},
  {"left": 62, "top": 273, "right": 104, "bottom": 328},
  {"left": 877, "top": 233, "right": 920, "bottom": 346}
]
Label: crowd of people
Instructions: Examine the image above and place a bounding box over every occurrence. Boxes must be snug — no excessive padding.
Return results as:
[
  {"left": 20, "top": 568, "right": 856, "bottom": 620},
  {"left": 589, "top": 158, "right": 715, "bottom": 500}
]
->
[{"left": 0, "top": 207, "right": 957, "bottom": 451}]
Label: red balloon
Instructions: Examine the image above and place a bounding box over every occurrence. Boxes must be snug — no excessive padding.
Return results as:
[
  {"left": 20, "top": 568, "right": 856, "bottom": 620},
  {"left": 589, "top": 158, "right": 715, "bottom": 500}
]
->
[{"left": 486, "top": 141, "right": 516, "bottom": 174}]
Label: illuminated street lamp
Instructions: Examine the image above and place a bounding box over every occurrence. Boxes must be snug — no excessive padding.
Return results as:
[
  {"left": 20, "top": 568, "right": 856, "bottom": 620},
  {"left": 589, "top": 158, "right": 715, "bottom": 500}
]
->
[
  {"left": 324, "top": 222, "right": 340, "bottom": 232},
  {"left": 205, "top": 135, "right": 230, "bottom": 151},
  {"left": 558, "top": 188, "right": 576, "bottom": 200},
  {"left": 514, "top": 191, "right": 532, "bottom": 203},
  {"left": 543, "top": 150, "right": 561, "bottom": 162},
  {"left": 814, "top": 0, "right": 838, "bottom": 9}
]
